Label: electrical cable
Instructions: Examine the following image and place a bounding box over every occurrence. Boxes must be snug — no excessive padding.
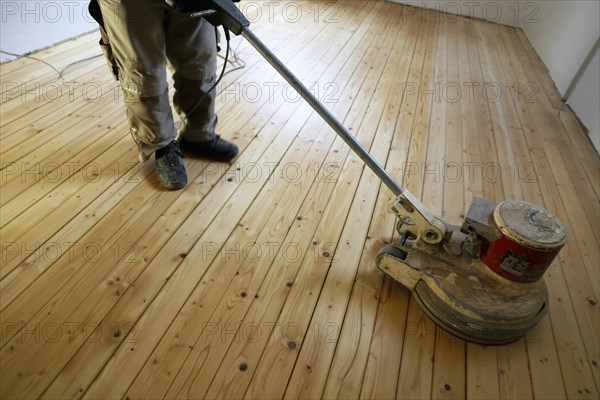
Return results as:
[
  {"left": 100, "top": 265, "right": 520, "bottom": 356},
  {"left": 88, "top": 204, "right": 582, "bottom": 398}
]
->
[
  {"left": 1, "top": 50, "right": 64, "bottom": 77},
  {"left": 2, "top": 25, "right": 245, "bottom": 123},
  {"left": 217, "top": 36, "right": 246, "bottom": 77},
  {"left": 178, "top": 28, "right": 232, "bottom": 127},
  {"left": 0, "top": 49, "right": 103, "bottom": 80},
  {"left": 59, "top": 54, "right": 104, "bottom": 77},
  {"left": 218, "top": 50, "right": 245, "bottom": 76}
]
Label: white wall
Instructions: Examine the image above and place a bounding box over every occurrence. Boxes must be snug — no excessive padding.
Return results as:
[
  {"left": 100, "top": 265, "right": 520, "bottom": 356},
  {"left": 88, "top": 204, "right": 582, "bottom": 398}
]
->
[
  {"left": 567, "top": 44, "right": 600, "bottom": 151},
  {"left": 0, "top": 1, "right": 96, "bottom": 62},
  {"left": 521, "top": 1, "right": 599, "bottom": 152},
  {"left": 521, "top": 1, "right": 599, "bottom": 95}
]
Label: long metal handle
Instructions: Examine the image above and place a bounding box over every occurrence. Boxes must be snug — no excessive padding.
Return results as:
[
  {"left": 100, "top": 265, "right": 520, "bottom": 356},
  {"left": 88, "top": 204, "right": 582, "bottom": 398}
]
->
[{"left": 241, "top": 28, "right": 404, "bottom": 196}]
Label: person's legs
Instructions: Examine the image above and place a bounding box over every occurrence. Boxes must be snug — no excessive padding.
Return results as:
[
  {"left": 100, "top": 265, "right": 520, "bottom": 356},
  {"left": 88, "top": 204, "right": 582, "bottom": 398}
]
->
[
  {"left": 98, "top": 0, "right": 237, "bottom": 188},
  {"left": 98, "top": 0, "right": 177, "bottom": 161},
  {"left": 165, "top": 12, "right": 239, "bottom": 161},
  {"left": 166, "top": 13, "right": 218, "bottom": 142},
  {"left": 98, "top": 0, "right": 187, "bottom": 189}
]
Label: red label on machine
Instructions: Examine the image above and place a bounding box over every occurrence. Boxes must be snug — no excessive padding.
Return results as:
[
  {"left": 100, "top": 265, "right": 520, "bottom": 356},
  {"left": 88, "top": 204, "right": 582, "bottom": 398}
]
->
[
  {"left": 499, "top": 250, "right": 531, "bottom": 276},
  {"left": 483, "top": 236, "right": 560, "bottom": 282},
  {"left": 481, "top": 200, "right": 566, "bottom": 283}
]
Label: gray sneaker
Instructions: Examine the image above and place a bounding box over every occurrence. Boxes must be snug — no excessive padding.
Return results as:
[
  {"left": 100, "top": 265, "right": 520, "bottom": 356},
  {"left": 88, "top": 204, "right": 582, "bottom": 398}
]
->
[{"left": 155, "top": 141, "right": 188, "bottom": 190}]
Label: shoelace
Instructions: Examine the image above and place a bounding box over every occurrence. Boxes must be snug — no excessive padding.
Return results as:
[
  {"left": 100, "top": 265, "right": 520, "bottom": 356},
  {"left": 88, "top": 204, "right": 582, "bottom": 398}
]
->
[{"left": 158, "top": 143, "right": 184, "bottom": 167}]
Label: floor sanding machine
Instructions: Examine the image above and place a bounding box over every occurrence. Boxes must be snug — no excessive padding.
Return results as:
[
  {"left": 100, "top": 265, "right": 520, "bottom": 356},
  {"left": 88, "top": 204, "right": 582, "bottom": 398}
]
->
[{"left": 173, "top": 0, "right": 567, "bottom": 345}]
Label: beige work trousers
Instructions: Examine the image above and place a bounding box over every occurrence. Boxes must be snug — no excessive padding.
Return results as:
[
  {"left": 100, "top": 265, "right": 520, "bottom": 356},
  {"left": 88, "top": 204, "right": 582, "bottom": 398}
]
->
[{"left": 98, "top": 0, "right": 218, "bottom": 161}]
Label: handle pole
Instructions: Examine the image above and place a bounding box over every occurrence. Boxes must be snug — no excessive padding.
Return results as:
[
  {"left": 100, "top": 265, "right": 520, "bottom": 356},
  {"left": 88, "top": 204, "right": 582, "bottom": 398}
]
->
[{"left": 241, "top": 28, "right": 404, "bottom": 196}]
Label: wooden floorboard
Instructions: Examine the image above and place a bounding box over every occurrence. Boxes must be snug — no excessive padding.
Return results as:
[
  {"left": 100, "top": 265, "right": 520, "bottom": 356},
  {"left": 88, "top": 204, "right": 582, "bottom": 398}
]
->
[{"left": 1, "top": 1, "right": 599, "bottom": 399}]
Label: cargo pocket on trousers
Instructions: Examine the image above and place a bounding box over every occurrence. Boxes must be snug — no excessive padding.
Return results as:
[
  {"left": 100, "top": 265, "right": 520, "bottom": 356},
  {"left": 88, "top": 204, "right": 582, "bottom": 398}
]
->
[{"left": 99, "top": 37, "right": 119, "bottom": 81}]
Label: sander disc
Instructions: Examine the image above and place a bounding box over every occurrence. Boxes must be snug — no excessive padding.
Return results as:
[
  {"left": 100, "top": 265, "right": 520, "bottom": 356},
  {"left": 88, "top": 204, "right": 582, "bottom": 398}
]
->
[
  {"left": 414, "top": 279, "right": 547, "bottom": 345},
  {"left": 377, "top": 244, "right": 549, "bottom": 345}
]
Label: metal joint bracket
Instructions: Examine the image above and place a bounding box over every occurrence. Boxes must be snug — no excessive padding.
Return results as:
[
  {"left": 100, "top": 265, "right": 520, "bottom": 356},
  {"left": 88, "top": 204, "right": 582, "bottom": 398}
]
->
[{"left": 391, "top": 191, "right": 447, "bottom": 245}]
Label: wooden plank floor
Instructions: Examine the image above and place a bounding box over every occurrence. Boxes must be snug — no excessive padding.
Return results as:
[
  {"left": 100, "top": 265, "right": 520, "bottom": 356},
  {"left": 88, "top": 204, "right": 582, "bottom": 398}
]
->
[{"left": 1, "top": 1, "right": 599, "bottom": 398}]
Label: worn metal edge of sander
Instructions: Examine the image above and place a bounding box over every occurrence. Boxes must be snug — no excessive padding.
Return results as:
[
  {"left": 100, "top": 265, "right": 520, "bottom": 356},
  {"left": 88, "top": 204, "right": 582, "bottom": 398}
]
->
[{"left": 185, "top": 0, "right": 567, "bottom": 345}]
